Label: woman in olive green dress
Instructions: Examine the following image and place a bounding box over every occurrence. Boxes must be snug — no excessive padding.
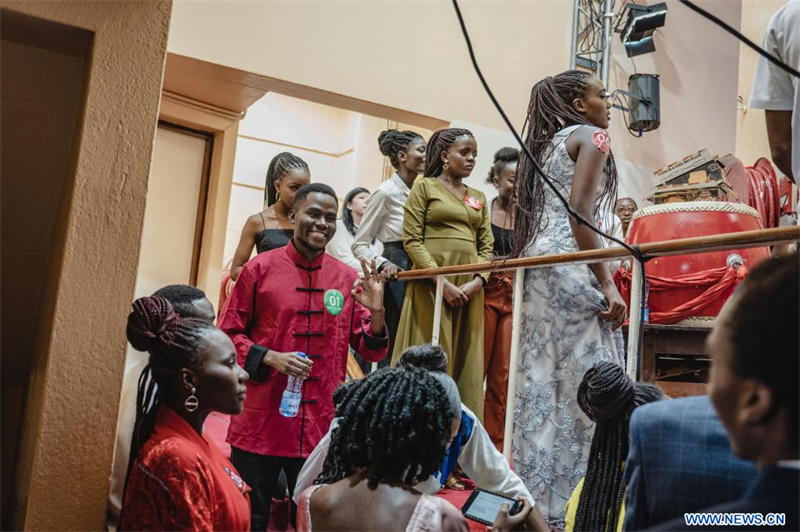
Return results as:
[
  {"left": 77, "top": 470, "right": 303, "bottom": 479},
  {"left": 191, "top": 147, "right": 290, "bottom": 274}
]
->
[{"left": 393, "top": 128, "right": 494, "bottom": 418}]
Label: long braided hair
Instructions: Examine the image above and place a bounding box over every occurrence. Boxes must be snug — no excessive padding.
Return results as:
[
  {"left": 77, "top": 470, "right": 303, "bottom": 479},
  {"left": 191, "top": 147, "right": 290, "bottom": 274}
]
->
[
  {"left": 315, "top": 367, "right": 456, "bottom": 489},
  {"left": 424, "top": 128, "right": 474, "bottom": 177},
  {"left": 264, "top": 152, "right": 309, "bottom": 208},
  {"left": 120, "top": 296, "right": 215, "bottom": 523},
  {"left": 511, "top": 70, "right": 618, "bottom": 258},
  {"left": 378, "top": 129, "right": 424, "bottom": 170},
  {"left": 574, "top": 362, "right": 664, "bottom": 532}
]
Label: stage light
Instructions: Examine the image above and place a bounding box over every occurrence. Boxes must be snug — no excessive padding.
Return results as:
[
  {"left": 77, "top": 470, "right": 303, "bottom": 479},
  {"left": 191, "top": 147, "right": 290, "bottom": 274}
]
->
[
  {"left": 627, "top": 74, "right": 660, "bottom": 131},
  {"left": 612, "top": 74, "right": 661, "bottom": 134},
  {"left": 620, "top": 2, "right": 668, "bottom": 57},
  {"left": 625, "top": 36, "right": 656, "bottom": 57}
]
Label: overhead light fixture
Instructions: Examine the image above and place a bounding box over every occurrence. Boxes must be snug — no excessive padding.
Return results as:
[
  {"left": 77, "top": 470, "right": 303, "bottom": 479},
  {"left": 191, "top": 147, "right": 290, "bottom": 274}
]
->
[
  {"left": 619, "top": 2, "right": 668, "bottom": 57},
  {"left": 612, "top": 74, "right": 661, "bottom": 135}
]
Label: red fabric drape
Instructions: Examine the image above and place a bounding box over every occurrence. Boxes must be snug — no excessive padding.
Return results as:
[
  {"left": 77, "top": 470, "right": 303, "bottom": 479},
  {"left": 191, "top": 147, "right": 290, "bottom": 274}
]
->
[{"left": 615, "top": 265, "right": 747, "bottom": 325}]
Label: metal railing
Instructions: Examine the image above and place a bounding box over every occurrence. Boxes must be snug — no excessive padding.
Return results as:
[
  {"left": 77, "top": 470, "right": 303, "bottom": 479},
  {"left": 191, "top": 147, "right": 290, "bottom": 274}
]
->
[{"left": 393, "top": 225, "right": 800, "bottom": 458}]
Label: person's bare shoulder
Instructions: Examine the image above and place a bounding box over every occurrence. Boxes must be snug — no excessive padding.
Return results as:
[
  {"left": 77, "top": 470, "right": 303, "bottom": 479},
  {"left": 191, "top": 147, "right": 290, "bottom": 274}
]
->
[
  {"left": 307, "top": 484, "right": 336, "bottom": 519},
  {"left": 241, "top": 212, "right": 267, "bottom": 235}
]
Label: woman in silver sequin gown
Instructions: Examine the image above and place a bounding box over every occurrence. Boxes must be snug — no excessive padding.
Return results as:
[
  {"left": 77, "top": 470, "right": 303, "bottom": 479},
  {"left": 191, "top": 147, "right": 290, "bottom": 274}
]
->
[{"left": 510, "top": 71, "right": 627, "bottom": 527}]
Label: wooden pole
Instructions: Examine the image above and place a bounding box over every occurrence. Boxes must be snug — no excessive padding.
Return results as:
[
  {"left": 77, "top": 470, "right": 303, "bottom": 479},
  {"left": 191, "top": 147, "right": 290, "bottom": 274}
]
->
[
  {"left": 626, "top": 260, "right": 644, "bottom": 380},
  {"left": 395, "top": 226, "right": 800, "bottom": 281},
  {"left": 503, "top": 268, "right": 526, "bottom": 460},
  {"left": 431, "top": 275, "right": 444, "bottom": 346}
]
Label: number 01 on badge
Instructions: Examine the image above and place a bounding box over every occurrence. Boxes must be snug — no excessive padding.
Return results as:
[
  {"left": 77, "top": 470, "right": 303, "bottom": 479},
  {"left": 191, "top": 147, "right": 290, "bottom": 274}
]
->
[{"left": 324, "top": 289, "right": 344, "bottom": 316}]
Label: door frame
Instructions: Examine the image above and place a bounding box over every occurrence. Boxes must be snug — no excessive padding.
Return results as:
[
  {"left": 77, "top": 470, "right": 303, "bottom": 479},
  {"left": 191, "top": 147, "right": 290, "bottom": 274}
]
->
[{"left": 158, "top": 89, "right": 256, "bottom": 311}]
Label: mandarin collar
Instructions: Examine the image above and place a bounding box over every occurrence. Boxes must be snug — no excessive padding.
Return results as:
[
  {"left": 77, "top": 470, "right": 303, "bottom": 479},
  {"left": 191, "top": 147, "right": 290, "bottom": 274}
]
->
[{"left": 285, "top": 239, "right": 326, "bottom": 268}]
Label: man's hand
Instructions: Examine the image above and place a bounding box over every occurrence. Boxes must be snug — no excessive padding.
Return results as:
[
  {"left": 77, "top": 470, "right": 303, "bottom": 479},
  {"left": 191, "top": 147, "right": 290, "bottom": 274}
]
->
[
  {"left": 490, "top": 499, "right": 532, "bottom": 532},
  {"left": 352, "top": 258, "right": 385, "bottom": 313},
  {"left": 380, "top": 261, "right": 403, "bottom": 282},
  {"left": 264, "top": 351, "right": 312, "bottom": 379}
]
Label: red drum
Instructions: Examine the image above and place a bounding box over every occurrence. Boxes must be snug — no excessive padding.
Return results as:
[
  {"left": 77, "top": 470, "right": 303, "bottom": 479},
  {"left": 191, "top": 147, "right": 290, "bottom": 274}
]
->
[{"left": 626, "top": 201, "right": 770, "bottom": 326}]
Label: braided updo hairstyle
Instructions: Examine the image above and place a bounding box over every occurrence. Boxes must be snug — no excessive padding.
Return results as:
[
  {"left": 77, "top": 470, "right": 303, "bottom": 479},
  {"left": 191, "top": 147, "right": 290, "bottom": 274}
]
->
[
  {"left": 396, "top": 343, "right": 449, "bottom": 373},
  {"left": 264, "top": 152, "right": 309, "bottom": 208},
  {"left": 120, "top": 296, "right": 215, "bottom": 523},
  {"left": 424, "top": 128, "right": 474, "bottom": 177},
  {"left": 315, "top": 367, "right": 456, "bottom": 489},
  {"left": 485, "top": 147, "right": 520, "bottom": 184},
  {"left": 511, "top": 70, "right": 619, "bottom": 258},
  {"left": 378, "top": 130, "right": 424, "bottom": 170},
  {"left": 574, "top": 362, "right": 664, "bottom": 532}
]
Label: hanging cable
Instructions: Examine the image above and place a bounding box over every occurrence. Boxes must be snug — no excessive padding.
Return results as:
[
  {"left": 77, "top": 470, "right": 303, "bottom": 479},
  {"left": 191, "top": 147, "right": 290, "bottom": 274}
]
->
[
  {"left": 450, "top": 0, "right": 649, "bottom": 374},
  {"left": 613, "top": 91, "right": 644, "bottom": 138}
]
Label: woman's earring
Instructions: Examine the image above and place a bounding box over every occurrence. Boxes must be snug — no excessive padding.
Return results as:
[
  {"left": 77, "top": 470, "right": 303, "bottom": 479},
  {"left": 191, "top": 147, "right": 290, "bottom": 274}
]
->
[
  {"left": 185, "top": 387, "right": 199, "bottom": 412},
  {"left": 443, "top": 161, "right": 449, "bottom": 172},
  {"left": 276, "top": 189, "right": 281, "bottom": 202}
]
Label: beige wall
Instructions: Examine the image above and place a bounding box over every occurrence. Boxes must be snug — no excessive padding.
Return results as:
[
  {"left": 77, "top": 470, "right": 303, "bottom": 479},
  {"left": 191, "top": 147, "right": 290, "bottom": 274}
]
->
[
  {"left": 607, "top": 0, "right": 744, "bottom": 205},
  {"left": 0, "top": 14, "right": 91, "bottom": 525},
  {"left": 169, "top": 0, "right": 756, "bottom": 210},
  {"left": 168, "top": 0, "right": 572, "bottom": 132},
  {"left": 735, "top": 0, "right": 787, "bottom": 167},
  {"left": 0, "top": 1, "right": 172, "bottom": 529}
]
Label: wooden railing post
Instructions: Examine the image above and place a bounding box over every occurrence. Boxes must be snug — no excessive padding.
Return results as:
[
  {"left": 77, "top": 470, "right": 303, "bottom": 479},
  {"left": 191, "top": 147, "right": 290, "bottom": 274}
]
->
[
  {"left": 503, "top": 267, "right": 526, "bottom": 460},
  {"left": 626, "top": 260, "right": 644, "bottom": 380},
  {"left": 431, "top": 275, "right": 444, "bottom": 346}
]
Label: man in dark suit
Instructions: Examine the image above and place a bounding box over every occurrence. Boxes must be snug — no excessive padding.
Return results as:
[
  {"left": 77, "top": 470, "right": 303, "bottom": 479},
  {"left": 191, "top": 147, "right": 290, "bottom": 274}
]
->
[
  {"left": 652, "top": 253, "right": 799, "bottom": 531},
  {"left": 623, "top": 396, "right": 756, "bottom": 529}
]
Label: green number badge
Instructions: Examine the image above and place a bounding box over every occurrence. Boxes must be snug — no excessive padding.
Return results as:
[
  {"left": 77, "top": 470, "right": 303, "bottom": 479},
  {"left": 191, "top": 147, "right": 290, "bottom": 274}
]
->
[{"left": 324, "top": 289, "right": 344, "bottom": 316}]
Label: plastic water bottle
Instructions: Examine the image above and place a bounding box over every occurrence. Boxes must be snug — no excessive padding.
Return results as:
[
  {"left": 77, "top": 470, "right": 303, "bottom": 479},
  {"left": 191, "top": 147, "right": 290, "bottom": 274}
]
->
[{"left": 279, "top": 352, "right": 307, "bottom": 418}]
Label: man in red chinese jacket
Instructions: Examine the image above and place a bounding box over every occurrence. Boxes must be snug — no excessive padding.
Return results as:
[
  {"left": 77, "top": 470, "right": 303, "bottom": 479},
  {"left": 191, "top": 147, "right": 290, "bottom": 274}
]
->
[{"left": 218, "top": 183, "right": 389, "bottom": 530}]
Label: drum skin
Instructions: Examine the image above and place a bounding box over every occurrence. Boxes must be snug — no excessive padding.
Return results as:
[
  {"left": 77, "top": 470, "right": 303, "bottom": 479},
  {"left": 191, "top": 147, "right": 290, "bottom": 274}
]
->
[{"left": 627, "top": 201, "right": 770, "bottom": 324}]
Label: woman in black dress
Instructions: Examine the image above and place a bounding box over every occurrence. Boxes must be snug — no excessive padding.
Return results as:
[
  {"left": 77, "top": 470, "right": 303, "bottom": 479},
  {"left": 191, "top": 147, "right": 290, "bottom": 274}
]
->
[{"left": 230, "top": 152, "right": 310, "bottom": 280}]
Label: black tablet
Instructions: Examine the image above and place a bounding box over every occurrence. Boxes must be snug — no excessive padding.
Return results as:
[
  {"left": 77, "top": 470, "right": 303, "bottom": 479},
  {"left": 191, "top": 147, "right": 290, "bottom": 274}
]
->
[{"left": 460, "top": 488, "right": 521, "bottom": 526}]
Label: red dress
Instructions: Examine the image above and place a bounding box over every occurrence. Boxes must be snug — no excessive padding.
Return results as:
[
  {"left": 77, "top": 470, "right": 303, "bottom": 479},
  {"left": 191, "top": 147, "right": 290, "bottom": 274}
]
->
[
  {"left": 120, "top": 407, "right": 251, "bottom": 531},
  {"left": 218, "top": 241, "right": 389, "bottom": 458}
]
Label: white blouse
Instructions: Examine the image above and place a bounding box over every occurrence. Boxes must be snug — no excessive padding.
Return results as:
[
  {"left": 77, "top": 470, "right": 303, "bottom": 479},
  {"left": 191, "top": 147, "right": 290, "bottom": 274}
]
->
[
  {"left": 327, "top": 219, "right": 383, "bottom": 272},
  {"left": 351, "top": 173, "right": 411, "bottom": 267}
]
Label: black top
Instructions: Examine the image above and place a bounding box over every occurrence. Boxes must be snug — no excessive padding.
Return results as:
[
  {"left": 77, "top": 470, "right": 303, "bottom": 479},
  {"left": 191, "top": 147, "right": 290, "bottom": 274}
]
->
[
  {"left": 491, "top": 223, "right": 512, "bottom": 258},
  {"left": 255, "top": 229, "right": 294, "bottom": 254}
]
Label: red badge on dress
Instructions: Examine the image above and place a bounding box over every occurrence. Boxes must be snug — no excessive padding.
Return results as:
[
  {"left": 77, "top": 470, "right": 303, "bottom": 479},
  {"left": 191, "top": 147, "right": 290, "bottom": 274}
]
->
[
  {"left": 465, "top": 195, "right": 483, "bottom": 210},
  {"left": 592, "top": 129, "right": 611, "bottom": 154}
]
